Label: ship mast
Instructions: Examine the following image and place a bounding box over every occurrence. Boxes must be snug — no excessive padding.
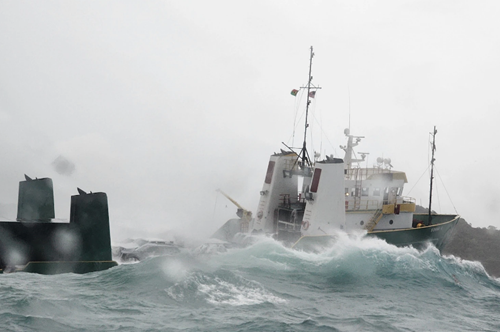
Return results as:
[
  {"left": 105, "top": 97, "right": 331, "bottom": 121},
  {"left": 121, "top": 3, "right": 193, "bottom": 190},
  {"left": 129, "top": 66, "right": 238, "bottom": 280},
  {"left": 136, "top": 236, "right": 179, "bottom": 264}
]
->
[
  {"left": 296, "top": 46, "right": 321, "bottom": 169},
  {"left": 428, "top": 126, "right": 437, "bottom": 225}
]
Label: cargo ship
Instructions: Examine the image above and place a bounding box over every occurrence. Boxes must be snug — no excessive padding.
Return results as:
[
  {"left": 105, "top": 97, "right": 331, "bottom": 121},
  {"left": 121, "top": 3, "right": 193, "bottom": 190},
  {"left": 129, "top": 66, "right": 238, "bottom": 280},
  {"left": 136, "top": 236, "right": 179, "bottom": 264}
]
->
[{"left": 212, "top": 47, "right": 459, "bottom": 251}]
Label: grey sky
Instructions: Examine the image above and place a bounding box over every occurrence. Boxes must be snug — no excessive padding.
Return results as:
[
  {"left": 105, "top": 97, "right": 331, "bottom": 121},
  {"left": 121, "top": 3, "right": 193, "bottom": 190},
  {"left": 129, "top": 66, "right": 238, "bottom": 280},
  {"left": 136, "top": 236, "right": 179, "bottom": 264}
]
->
[{"left": 1, "top": 1, "right": 499, "bottom": 241}]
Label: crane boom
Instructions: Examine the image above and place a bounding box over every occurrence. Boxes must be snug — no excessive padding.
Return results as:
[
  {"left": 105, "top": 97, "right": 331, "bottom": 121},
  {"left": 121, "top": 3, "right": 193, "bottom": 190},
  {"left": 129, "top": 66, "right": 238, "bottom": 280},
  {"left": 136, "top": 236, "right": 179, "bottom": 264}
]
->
[
  {"left": 217, "top": 189, "right": 247, "bottom": 211},
  {"left": 216, "top": 189, "right": 252, "bottom": 232}
]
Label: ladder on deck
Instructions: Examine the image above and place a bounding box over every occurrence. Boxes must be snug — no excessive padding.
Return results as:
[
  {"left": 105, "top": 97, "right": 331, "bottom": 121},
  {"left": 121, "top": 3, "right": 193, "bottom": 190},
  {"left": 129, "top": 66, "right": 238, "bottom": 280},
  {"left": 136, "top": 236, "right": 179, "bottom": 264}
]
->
[
  {"left": 353, "top": 168, "right": 362, "bottom": 210},
  {"left": 365, "top": 208, "right": 383, "bottom": 232}
]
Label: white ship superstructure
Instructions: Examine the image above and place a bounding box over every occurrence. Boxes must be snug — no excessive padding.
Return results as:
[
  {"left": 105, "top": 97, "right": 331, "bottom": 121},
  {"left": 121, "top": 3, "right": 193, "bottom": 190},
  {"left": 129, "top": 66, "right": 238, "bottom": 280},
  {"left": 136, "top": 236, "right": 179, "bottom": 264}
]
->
[
  {"left": 250, "top": 127, "right": 417, "bottom": 243},
  {"left": 340, "top": 128, "right": 416, "bottom": 233}
]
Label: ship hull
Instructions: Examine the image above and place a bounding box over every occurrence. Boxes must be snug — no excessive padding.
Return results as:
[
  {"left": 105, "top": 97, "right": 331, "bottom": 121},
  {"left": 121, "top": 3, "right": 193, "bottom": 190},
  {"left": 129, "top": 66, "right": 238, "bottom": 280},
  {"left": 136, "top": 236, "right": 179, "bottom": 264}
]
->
[
  {"left": 0, "top": 177, "right": 117, "bottom": 274},
  {"left": 1, "top": 261, "right": 118, "bottom": 274},
  {"left": 367, "top": 214, "right": 459, "bottom": 251},
  {"left": 292, "top": 214, "right": 459, "bottom": 252}
]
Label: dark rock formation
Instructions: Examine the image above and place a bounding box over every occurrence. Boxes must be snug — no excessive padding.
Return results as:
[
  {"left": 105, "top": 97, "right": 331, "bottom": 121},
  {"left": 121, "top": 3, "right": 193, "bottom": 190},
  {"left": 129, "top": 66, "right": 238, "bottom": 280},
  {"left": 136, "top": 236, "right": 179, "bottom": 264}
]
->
[{"left": 442, "top": 218, "right": 500, "bottom": 278}]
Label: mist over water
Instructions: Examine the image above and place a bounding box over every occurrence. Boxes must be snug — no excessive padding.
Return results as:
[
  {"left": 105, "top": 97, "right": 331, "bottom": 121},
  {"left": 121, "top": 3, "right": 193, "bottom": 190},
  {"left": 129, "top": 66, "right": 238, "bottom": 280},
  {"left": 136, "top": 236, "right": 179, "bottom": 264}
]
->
[{"left": 2, "top": 236, "right": 500, "bottom": 331}]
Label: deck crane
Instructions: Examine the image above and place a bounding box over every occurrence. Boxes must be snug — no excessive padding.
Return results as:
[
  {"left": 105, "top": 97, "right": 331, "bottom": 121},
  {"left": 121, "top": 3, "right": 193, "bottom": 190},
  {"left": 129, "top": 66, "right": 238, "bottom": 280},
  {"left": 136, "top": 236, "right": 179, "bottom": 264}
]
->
[{"left": 217, "top": 189, "right": 252, "bottom": 233}]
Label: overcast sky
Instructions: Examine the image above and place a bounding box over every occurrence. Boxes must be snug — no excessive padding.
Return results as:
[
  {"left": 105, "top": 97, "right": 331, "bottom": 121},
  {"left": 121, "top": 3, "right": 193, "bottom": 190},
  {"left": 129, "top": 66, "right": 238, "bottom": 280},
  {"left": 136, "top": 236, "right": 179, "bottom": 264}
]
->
[{"left": 1, "top": 1, "right": 499, "bottom": 241}]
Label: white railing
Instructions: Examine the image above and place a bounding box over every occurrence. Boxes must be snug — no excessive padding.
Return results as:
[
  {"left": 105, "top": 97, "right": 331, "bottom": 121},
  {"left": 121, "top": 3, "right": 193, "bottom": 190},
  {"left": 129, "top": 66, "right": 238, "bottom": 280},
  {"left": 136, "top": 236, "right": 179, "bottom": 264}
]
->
[
  {"left": 344, "top": 167, "right": 393, "bottom": 180},
  {"left": 345, "top": 199, "right": 382, "bottom": 211},
  {"left": 345, "top": 196, "right": 416, "bottom": 211}
]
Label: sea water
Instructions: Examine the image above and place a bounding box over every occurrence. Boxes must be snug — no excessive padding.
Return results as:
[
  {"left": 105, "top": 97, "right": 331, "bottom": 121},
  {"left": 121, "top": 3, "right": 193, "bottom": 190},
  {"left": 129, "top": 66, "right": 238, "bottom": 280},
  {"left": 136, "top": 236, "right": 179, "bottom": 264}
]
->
[{"left": 1, "top": 235, "right": 500, "bottom": 332}]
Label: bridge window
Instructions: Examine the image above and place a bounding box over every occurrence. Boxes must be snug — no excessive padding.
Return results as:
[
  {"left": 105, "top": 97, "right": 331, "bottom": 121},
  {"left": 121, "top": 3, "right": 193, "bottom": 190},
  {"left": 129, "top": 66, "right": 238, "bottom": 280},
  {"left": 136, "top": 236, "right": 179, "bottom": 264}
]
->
[
  {"left": 265, "top": 161, "right": 275, "bottom": 184},
  {"left": 311, "top": 168, "right": 322, "bottom": 192},
  {"left": 373, "top": 188, "right": 380, "bottom": 196},
  {"left": 362, "top": 188, "right": 369, "bottom": 196}
]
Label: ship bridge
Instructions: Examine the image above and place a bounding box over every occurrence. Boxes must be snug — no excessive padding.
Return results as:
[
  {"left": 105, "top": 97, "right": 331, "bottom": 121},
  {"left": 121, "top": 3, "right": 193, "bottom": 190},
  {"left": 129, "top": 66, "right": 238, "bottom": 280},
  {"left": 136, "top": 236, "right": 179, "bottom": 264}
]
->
[{"left": 345, "top": 167, "right": 408, "bottom": 183}]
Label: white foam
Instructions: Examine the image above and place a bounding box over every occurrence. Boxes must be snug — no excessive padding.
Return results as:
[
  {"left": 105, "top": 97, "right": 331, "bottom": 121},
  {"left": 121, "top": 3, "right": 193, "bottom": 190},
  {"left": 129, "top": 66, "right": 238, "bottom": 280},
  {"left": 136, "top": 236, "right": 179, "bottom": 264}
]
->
[
  {"left": 197, "top": 277, "right": 286, "bottom": 306},
  {"left": 165, "top": 267, "right": 286, "bottom": 306}
]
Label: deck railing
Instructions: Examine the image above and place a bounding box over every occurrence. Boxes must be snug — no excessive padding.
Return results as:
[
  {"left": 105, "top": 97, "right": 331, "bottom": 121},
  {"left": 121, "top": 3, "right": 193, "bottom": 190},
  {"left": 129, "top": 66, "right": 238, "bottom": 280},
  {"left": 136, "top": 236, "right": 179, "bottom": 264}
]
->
[
  {"left": 345, "top": 199, "right": 381, "bottom": 211},
  {"left": 345, "top": 196, "right": 416, "bottom": 211},
  {"left": 344, "top": 167, "right": 393, "bottom": 180}
]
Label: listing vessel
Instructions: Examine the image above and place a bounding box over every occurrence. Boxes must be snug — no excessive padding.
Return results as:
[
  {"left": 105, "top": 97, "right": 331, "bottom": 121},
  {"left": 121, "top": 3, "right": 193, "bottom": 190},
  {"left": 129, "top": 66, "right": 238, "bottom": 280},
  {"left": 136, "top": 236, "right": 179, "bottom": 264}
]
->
[
  {"left": 0, "top": 175, "right": 117, "bottom": 274},
  {"left": 212, "top": 47, "right": 459, "bottom": 251}
]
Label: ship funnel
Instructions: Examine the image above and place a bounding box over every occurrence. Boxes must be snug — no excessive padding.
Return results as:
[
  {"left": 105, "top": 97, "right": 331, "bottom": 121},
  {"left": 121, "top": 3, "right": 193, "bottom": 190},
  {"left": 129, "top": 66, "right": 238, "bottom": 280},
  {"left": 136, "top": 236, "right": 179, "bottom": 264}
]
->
[
  {"left": 17, "top": 177, "right": 55, "bottom": 222},
  {"left": 70, "top": 192, "right": 112, "bottom": 261}
]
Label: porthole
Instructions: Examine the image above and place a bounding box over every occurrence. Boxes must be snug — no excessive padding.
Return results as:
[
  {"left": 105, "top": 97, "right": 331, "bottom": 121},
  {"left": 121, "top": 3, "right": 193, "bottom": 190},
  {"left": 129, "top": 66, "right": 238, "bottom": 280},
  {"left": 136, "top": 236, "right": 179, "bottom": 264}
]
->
[
  {"left": 360, "top": 220, "right": 364, "bottom": 226},
  {"left": 389, "top": 220, "right": 394, "bottom": 225}
]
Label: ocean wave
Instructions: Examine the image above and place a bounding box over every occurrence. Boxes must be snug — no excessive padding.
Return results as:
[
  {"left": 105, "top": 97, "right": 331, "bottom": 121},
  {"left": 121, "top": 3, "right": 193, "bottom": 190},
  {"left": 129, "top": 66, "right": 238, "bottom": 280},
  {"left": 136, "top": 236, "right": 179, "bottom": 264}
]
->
[
  {"left": 108, "top": 234, "right": 500, "bottom": 294},
  {"left": 166, "top": 269, "right": 287, "bottom": 306},
  {"left": 3, "top": 235, "right": 500, "bottom": 331}
]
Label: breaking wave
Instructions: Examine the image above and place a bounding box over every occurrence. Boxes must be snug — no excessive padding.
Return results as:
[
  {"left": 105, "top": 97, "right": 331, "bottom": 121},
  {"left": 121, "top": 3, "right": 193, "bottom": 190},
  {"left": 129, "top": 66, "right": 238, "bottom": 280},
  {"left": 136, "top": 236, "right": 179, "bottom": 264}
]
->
[{"left": 2, "top": 235, "right": 500, "bottom": 331}]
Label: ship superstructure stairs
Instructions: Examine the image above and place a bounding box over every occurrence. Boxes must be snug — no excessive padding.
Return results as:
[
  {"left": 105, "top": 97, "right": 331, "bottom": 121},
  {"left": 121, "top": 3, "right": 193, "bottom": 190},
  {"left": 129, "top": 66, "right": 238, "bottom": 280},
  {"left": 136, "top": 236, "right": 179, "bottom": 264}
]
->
[{"left": 365, "top": 208, "right": 383, "bottom": 232}]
